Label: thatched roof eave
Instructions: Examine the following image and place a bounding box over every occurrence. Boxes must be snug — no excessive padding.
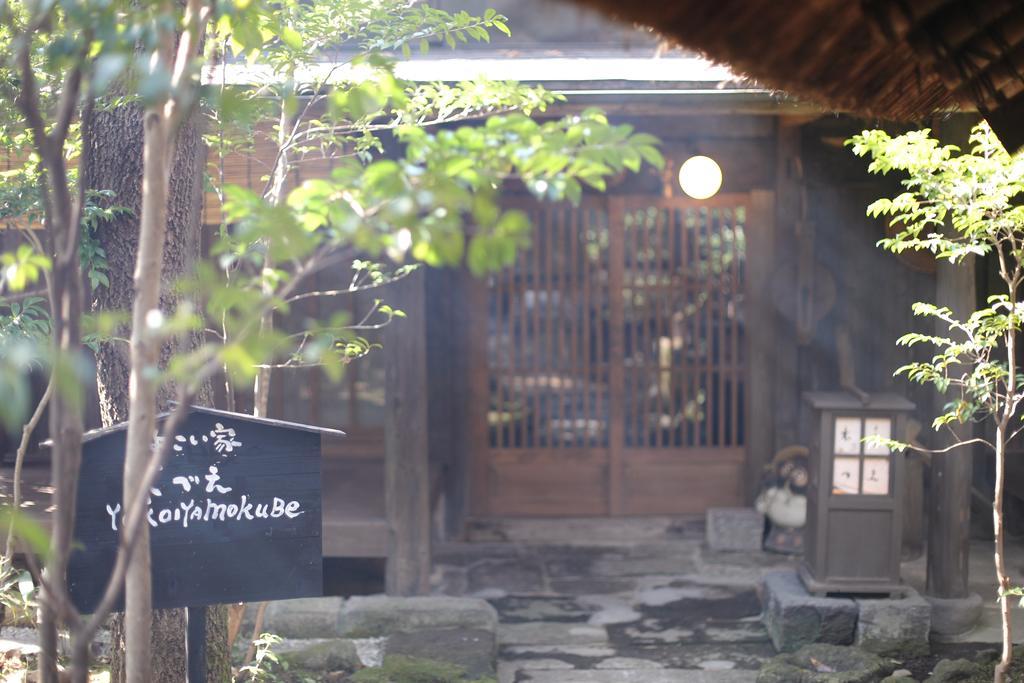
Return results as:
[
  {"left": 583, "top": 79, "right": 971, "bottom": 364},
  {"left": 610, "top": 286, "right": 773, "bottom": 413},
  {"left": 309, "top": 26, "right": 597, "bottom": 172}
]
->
[{"left": 559, "top": 0, "right": 1024, "bottom": 149}]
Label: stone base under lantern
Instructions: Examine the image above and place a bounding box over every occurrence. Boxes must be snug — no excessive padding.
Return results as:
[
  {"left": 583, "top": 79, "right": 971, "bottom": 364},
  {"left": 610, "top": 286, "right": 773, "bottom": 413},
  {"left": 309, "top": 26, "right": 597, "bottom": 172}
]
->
[
  {"left": 762, "top": 569, "right": 931, "bottom": 657},
  {"left": 762, "top": 570, "right": 858, "bottom": 652}
]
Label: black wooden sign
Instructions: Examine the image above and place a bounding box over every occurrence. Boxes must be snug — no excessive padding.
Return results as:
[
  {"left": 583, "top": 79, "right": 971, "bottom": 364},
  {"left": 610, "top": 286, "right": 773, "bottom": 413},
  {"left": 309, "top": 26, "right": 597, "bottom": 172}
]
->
[{"left": 67, "top": 406, "right": 333, "bottom": 614}]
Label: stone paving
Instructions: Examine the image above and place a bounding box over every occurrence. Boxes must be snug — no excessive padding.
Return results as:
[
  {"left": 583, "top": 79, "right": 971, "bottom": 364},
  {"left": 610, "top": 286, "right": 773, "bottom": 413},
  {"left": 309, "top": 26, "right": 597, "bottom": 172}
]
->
[{"left": 432, "top": 537, "right": 800, "bottom": 683}]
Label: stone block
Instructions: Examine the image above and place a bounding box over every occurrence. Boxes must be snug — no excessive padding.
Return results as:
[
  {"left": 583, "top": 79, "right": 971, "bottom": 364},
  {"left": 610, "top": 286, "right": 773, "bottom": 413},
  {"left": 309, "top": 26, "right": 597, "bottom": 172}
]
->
[
  {"left": 467, "top": 557, "right": 546, "bottom": 594},
  {"left": 926, "top": 593, "right": 983, "bottom": 637},
  {"left": 761, "top": 570, "right": 857, "bottom": 652},
  {"left": 338, "top": 596, "right": 498, "bottom": 638},
  {"left": 706, "top": 508, "right": 764, "bottom": 552},
  {"left": 855, "top": 589, "right": 931, "bottom": 658},
  {"left": 256, "top": 597, "right": 346, "bottom": 639},
  {"left": 277, "top": 638, "right": 361, "bottom": 672},
  {"left": 498, "top": 622, "right": 609, "bottom": 646},
  {"left": 924, "top": 658, "right": 986, "bottom": 682},
  {"left": 385, "top": 627, "right": 497, "bottom": 678}
]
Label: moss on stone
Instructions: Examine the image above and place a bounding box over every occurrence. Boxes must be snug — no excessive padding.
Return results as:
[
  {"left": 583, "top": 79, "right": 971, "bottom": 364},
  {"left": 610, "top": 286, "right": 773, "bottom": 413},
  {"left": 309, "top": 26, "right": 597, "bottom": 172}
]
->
[
  {"left": 925, "top": 651, "right": 1024, "bottom": 683},
  {"left": 757, "top": 643, "right": 894, "bottom": 683},
  {"left": 350, "top": 654, "right": 494, "bottom": 683}
]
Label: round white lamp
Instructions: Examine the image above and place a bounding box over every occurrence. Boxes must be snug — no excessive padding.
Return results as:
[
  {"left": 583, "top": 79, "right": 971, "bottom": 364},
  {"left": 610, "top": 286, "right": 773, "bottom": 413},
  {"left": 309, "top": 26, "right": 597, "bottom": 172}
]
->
[{"left": 678, "top": 155, "right": 723, "bottom": 200}]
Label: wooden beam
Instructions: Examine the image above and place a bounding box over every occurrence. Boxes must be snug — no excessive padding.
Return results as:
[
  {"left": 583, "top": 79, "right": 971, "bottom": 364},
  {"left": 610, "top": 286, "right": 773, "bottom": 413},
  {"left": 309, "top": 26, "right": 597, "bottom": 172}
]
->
[
  {"left": 384, "top": 267, "right": 430, "bottom": 596},
  {"left": 544, "top": 91, "right": 825, "bottom": 118},
  {"left": 745, "top": 190, "right": 777, "bottom": 502}
]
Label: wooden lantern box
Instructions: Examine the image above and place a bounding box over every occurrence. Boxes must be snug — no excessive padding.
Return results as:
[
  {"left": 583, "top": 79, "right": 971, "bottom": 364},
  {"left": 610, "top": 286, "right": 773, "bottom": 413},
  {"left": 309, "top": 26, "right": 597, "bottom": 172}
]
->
[{"left": 801, "top": 391, "right": 914, "bottom": 596}]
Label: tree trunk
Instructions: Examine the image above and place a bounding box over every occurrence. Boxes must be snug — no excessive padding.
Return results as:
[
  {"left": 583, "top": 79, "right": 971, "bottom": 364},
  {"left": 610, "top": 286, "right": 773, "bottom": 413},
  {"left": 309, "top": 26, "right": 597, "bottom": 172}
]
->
[
  {"left": 994, "top": 422, "right": 1013, "bottom": 683},
  {"left": 84, "top": 102, "right": 228, "bottom": 682}
]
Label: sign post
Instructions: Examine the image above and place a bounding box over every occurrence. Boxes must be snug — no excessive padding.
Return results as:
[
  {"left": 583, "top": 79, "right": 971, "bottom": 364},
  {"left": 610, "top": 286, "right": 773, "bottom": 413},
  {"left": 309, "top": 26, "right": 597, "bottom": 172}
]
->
[
  {"left": 65, "top": 406, "right": 338, "bottom": 678},
  {"left": 187, "top": 606, "right": 206, "bottom": 683}
]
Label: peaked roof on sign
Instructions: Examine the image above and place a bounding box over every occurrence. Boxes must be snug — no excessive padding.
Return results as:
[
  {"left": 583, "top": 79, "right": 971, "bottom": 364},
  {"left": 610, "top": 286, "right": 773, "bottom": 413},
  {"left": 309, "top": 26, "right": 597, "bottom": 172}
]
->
[
  {"left": 562, "top": 0, "right": 1024, "bottom": 150},
  {"left": 71, "top": 406, "right": 345, "bottom": 445}
]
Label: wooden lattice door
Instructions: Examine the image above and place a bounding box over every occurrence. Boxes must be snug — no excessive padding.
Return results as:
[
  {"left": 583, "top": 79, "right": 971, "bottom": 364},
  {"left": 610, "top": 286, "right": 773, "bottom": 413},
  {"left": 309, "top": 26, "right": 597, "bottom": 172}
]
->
[{"left": 476, "top": 195, "right": 750, "bottom": 517}]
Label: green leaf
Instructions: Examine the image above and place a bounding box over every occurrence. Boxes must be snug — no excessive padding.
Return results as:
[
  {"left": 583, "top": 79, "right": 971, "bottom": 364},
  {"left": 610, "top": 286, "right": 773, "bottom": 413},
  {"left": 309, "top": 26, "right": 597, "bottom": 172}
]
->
[
  {"left": 0, "top": 508, "right": 51, "bottom": 560},
  {"left": 280, "top": 26, "right": 303, "bottom": 50},
  {"left": 92, "top": 53, "right": 128, "bottom": 95}
]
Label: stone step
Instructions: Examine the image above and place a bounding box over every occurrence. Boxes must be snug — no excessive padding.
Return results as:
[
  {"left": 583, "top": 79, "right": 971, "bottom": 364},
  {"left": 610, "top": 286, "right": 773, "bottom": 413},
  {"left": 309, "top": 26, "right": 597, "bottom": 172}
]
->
[
  {"left": 500, "top": 642, "right": 775, "bottom": 672},
  {"left": 499, "top": 622, "right": 609, "bottom": 646},
  {"left": 499, "top": 667, "right": 759, "bottom": 683}
]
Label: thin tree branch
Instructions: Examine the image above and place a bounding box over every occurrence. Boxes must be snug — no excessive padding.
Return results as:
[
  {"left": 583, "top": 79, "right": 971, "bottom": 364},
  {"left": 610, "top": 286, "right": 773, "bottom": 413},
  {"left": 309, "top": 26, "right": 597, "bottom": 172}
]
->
[
  {"left": 4, "top": 376, "right": 53, "bottom": 559},
  {"left": 905, "top": 436, "right": 995, "bottom": 455}
]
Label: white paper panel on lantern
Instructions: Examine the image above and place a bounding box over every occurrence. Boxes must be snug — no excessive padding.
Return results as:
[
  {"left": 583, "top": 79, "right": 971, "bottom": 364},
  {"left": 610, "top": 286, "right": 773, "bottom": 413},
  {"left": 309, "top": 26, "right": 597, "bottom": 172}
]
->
[
  {"left": 834, "top": 417, "right": 862, "bottom": 455},
  {"left": 832, "top": 457, "right": 860, "bottom": 495},
  {"left": 862, "top": 458, "right": 890, "bottom": 495},
  {"left": 863, "top": 417, "right": 892, "bottom": 455}
]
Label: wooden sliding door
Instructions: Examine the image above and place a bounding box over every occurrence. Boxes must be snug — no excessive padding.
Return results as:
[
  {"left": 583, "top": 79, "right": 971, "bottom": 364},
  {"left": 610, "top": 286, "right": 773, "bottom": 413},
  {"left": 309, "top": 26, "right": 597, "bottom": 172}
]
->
[{"left": 475, "top": 194, "right": 749, "bottom": 517}]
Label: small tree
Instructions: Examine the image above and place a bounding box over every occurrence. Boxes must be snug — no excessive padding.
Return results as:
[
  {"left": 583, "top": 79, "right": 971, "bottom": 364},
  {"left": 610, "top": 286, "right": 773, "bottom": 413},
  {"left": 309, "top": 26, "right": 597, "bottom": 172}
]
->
[
  {"left": 850, "top": 122, "right": 1024, "bottom": 683},
  {"left": 0, "top": 1, "right": 663, "bottom": 680}
]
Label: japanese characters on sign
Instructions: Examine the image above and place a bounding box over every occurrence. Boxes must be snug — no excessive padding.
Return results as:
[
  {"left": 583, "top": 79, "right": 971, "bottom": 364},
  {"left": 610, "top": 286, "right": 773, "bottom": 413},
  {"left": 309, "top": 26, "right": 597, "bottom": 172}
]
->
[{"left": 68, "top": 408, "right": 326, "bottom": 613}]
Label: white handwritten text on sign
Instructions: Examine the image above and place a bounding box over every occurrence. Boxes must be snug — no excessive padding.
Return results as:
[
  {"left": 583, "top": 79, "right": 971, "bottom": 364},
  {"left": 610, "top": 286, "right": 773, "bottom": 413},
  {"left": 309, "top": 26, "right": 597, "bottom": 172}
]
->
[{"left": 69, "top": 409, "right": 323, "bottom": 613}]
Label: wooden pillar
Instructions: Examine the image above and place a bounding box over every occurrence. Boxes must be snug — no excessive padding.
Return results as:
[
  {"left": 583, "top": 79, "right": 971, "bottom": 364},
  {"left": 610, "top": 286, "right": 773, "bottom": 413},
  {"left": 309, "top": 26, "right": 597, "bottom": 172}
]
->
[
  {"left": 926, "top": 253, "right": 974, "bottom": 599},
  {"left": 926, "top": 115, "right": 977, "bottom": 600},
  {"left": 425, "top": 268, "right": 462, "bottom": 539},
  {"left": 772, "top": 119, "right": 803, "bottom": 452},
  {"left": 745, "top": 190, "right": 777, "bottom": 501},
  {"left": 448, "top": 266, "right": 491, "bottom": 520},
  {"left": 444, "top": 266, "right": 486, "bottom": 532},
  {"left": 384, "top": 267, "right": 430, "bottom": 596},
  {"left": 607, "top": 196, "right": 626, "bottom": 515}
]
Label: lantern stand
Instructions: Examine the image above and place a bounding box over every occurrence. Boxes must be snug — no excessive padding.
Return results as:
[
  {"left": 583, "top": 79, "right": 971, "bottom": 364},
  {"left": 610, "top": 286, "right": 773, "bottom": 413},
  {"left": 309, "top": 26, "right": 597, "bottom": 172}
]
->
[{"left": 801, "top": 391, "right": 915, "bottom": 596}]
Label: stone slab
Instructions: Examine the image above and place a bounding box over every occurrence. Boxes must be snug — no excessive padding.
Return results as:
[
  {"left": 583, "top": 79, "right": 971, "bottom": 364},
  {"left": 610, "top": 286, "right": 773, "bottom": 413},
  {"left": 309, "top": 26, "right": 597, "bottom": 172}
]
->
[
  {"left": 257, "top": 597, "right": 345, "bottom": 639},
  {"left": 855, "top": 589, "right": 931, "bottom": 657},
  {"left": 502, "top": 643, "right": 774, "bottom": 672},
  {"left": 761, "top": 570, "right": 857, "bottom": 652},
  {"left": 706, "top": 508, "right": 765, "bottom": 552},
  {"left": 502, "top": 644, "right": 617, "bottom": 659},
  {"left": 467, "top": 557, "right": 546, "bottom": 595},
  {"left": 498, "top": 622, "right": 609, "bottom": 646},
  {"left": 338, "top": 596, "right": 498, "bottom": 637},
  {"left": 276, "top": 638, "right": 361, "bottom": 672},
  {"left": 512, "top": 669, "right": 759, "bottom": 682},
  {"left": 385, "top": 627, "right": 496, "bottom": 678}
]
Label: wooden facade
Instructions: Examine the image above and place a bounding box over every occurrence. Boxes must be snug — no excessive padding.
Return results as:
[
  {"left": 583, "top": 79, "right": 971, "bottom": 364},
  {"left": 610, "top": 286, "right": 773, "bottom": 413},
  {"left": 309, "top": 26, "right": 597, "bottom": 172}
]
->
[
  {"left": 0, "top": 1, "right": 1008, "bottom": 613},
  {"left": 1, "top": 108, "right": 957, "bottom": 563}
]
